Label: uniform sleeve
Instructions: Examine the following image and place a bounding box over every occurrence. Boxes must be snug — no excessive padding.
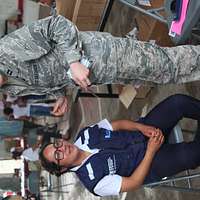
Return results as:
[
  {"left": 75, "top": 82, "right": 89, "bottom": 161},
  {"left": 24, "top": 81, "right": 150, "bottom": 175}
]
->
[
  {"left": 93, "top": 175, "right": 122, "bottom": 196},
  {"left": 46, "top": 86, "right": 66, "bottom": 99},
  {"left": 0, "top": 15, "right": 82, "bottom": 65}
]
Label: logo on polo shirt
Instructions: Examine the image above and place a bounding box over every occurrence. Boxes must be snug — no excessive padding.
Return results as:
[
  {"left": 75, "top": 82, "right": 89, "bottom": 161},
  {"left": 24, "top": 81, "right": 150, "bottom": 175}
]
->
[
  {"left": 107, "top": 155, "right": 116, "bottom": 175},
  {"left": 105, "top": 130, "right": 111, "bottom": 139}
]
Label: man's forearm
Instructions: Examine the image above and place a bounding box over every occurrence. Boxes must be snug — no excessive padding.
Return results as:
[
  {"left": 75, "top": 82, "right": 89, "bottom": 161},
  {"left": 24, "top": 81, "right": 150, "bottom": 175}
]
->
[
  {"left": 111, "top": 120, "right": 142, "bottom": 131},
  {"left": 49, "top": 87, "right": 66, "bottom": 99},
  {"left": 129, "top": 151, "right": 154, "bottom": 185},
  {"left": 121, "top": 151, "right": 155, "bottom": 192}
]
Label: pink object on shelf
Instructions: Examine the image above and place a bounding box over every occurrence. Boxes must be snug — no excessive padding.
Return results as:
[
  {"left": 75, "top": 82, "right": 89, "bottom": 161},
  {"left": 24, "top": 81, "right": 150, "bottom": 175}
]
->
[{"left": 169, "top": 0, "right": 190, "bottom": 36}]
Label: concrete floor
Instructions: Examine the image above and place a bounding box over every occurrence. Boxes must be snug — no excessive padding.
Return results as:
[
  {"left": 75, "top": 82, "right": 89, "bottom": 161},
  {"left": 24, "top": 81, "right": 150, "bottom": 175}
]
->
[{"left": 40, "top": 1, "right": 200, "bottom": 200}]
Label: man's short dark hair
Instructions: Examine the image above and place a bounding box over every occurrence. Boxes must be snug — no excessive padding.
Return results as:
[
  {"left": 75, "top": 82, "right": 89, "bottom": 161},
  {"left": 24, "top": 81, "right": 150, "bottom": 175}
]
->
[
  {"left": 3, "top": 107, "right": 13, "bottom": 115},
  {"left": 39, "top": 143, "right": 68, "bottom": 177}
]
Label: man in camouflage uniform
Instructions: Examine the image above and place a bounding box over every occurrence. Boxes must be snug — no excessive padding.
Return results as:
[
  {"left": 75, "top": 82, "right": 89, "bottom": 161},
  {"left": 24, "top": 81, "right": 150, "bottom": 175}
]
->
[{"left": 0, "top": 15, "right": 200, "bottom": 114}]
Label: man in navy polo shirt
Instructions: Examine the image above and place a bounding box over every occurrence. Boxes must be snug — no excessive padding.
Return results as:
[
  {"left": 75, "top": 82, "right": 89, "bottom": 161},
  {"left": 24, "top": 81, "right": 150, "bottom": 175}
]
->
[{"left": 40, "top": 94, "right": 200, "bottom": 196}]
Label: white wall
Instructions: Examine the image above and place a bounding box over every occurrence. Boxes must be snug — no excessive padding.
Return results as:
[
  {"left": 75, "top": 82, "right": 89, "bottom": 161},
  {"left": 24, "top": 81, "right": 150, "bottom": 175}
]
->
[
  {"left": 0, "top": 159, "right": 22, "bottom": 174},
  {"left": 0, "top": 0, "right": 47, "bottom": 36},
  {"left": 0, "top": 0, "right": 18, "bottom": 37},
  {"left": 0, "top": 0, "right": 18, "bottom": 20},
  {"left": 23, "top": 0, "right": 40, "bottom": 25}
]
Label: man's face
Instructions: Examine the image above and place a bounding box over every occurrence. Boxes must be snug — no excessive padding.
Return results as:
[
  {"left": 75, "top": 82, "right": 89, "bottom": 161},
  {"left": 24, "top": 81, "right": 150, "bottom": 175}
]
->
[{"left": 43, "top": 140, "right": 79, "bottom": 168}]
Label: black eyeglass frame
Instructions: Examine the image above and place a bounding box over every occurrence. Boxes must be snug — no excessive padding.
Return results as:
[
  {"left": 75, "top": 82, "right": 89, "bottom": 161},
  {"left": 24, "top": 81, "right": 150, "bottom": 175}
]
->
[{"left": 53, "top": 139, "right": 64, "bottom": 169}]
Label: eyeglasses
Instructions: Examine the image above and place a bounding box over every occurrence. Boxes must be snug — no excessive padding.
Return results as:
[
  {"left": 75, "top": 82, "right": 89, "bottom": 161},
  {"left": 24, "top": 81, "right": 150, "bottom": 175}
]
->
[{"left": 53, "top": 139, "right": 64, "bottom": 166}]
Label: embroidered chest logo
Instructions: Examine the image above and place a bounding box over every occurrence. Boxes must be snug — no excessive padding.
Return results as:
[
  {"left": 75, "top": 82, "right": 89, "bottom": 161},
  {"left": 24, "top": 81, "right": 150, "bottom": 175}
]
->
[
  {"left": 107, "top": 155, "right": 116, "bottom": 175},
  {"left": 105, "top": 130, "right": 111, "bottom": 139}
]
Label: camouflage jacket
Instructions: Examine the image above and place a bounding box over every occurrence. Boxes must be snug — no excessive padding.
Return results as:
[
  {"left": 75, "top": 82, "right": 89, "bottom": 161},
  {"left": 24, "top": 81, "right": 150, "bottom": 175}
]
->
[
  {"left": 0, "top": 15, "right": 82, "bottom": 98},
  {"left": 0, "top": 14, "right": 122, "bottom": 98}
]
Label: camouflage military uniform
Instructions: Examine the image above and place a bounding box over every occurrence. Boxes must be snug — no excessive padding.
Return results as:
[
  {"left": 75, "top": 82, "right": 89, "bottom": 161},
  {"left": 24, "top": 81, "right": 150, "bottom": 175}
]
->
[{"left": 0, "top": 15, "right": 200, "bottom": 97}]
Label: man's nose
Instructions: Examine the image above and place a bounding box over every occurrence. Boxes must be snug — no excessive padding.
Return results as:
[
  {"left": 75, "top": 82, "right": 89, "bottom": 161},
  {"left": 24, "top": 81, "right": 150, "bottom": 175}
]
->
[{"left": 57, "top": 145, "right": 65, "bottom": 152}]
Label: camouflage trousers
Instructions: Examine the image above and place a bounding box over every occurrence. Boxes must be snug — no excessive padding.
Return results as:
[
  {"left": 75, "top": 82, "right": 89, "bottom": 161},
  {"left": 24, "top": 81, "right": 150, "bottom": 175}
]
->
[
  {"left": 81, "top": 32, "right": 200, "bottom": 85},
  {"left": 115, "top": 41, "right": 200, "bottom": 85}
]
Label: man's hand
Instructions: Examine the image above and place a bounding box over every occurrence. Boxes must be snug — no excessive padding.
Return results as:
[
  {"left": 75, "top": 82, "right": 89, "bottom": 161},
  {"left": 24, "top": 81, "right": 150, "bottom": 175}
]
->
[
  {"left": 147, "top": 132, "right": 164, "bottom": 155},
  {"left": 69, "top": 62, "right": 91, "bottom": 89},
  {"left": 52, "top": 96, "right": 68, "bottom": 116},
  {"left": 120, "top": 126, "right": 164, "bottom": 193},
  {"left": 138, "top": 124, "right": 163, "bottom": 138}
]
